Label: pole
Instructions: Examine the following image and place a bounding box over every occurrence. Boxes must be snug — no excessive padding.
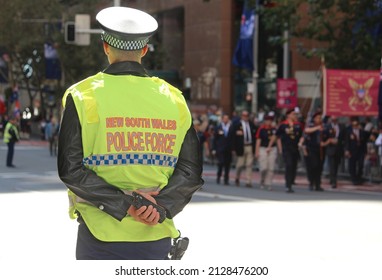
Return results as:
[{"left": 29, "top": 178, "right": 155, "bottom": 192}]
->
[
  {"left": 283, "top": 27, "right": 289, "bottom": 78},
  {"left": 114, "top": 0, "right": 120, "bottom": 6},
  {"left": 252, "top": 2, "right": 259, "bottom": 115}
]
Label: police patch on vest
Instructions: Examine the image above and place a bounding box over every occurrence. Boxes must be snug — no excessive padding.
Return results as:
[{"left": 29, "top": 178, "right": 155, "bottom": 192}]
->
[{"left": 83, "top": 116, "right": 180, "bottom": 168}]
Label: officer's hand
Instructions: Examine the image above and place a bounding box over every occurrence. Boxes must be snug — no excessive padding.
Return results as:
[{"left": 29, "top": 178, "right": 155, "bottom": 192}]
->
[
  {"left": 128, "top": 205, "right": 160, "bottom": 226},
  {"left": 127, "top": 191, "right": 160, "bottom": 226}
]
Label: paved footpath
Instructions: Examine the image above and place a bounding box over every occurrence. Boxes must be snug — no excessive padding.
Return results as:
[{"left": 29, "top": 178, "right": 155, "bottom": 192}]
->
[{"left": 1, "top": 140, "right": 381, "bottom": 280}]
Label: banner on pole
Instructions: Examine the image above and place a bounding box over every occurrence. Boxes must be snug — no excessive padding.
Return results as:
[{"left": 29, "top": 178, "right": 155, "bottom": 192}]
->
[
  {"left": 232, "top": 0, "right": 255, "bottom": 71},
  {"left": 323, "top": 68, "right": 379, "bottom": 116},
  {"left": 276, "top": 78, "right": 298, "bottom": 109}
]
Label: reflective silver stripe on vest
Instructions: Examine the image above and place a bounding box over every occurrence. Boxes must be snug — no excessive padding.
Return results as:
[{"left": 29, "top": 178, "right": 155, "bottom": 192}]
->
[{"left": 82, "top": 153, "right": 178, "bottom": 168}]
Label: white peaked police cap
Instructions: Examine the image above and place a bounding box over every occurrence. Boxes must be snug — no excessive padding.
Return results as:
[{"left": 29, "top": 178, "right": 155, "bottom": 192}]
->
[{"left": 96, "top": 7, "right": 158, "bottom": 51}]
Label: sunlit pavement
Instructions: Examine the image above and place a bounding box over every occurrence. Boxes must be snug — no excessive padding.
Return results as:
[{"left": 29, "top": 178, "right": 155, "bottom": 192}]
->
[{"left": 0, "top": 141, "right": 381, "bottom": 279}]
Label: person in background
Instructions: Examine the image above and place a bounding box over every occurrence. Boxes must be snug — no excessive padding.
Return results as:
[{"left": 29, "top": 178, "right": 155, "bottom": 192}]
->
[
  {"left": 3, "top": 115, "right": 20, "bottom": 167},
  {"left": 321, "top": 115, "right": 345, "bottom": 189},
  {"left": 276, "top": 108, "right": 303, "bottom": 193},
  {"left": 255, "top": 113, "right": 277, "bottom": 191},
  {"left": 344, "top": 116, "right": 368, "bottom": 185},
  {"left": 304, "top": 111, "right": 325, "bottom": 191},
  {"left": 213, "top": 113, "right": 232, "bottom": 185},
  {"left": 193, "top": 119, "right": 207, "bottom": 162},
  {"left": 232, "top": 110, "right": 256, "bottom": 187},
  {"left": 45, "top": 116, "right": 59, "bottom": 156},
  {"left": 375, "top": 126, "right": 382, "bottom": 176}
]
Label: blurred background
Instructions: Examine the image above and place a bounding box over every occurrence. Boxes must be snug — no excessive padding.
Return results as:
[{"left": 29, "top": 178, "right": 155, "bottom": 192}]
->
[{"left": 1, "top": 0, "right": 382, "bottom": 138}]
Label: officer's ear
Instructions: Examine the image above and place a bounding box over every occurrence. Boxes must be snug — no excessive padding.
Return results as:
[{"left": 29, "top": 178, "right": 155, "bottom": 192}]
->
[
  {"left": 140, "top": 45, "right": 149, "bottom": 58},
  {"left": 103, "top": 42, "right": 110, "bottom": 56}
]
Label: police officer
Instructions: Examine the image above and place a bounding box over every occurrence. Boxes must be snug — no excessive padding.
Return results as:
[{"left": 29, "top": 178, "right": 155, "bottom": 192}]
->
[
  {"left": 213, "top": 113, "right": 232, "bottom": 185},
  {"left": 58, "top": 7, "right": 203, "bottom": 260},
  {"left": 276, "top": 108, "right": 302, "bottom": 193},
  {"left": 321, "top": 115, "right": 345, "bottom": 188},
  {"left": 255, "top": 113, "right": 277, "bottom": 190},
  {"left": 3, "top": 115, "right": 19, "bottom": 167},
  {"left": 304, "top": 111, "right": 325, "bottom": 191},
  {"left": 344, "top": 116, "right": 367, "bottom": 185}
]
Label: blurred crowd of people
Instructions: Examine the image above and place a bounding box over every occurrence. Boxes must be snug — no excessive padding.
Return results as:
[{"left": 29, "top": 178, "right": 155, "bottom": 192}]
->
[
  {"left": 1, "top": 114, "right": 59, "bottom": 167},
  {"left": 193, "top": 107, "right": 382, "bottom": 192}
]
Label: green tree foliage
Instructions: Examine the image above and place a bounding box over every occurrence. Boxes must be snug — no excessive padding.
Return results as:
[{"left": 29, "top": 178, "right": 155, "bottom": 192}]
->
[
  {"left": 258, "top": 0, "right": 382, "bottom": 69},
  {"left": 0, "top": 0, "right": 106, "bottom": 115}
]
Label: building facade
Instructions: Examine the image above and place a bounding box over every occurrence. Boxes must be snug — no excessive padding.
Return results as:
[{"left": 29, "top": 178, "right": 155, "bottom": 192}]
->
[{"left": 107, "top": 0, "right": 322, "bottom": 115}]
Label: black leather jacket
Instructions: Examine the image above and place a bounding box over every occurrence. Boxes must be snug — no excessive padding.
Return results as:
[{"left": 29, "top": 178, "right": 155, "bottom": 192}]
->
[{"left": 57, "top": 61, "right": 203, "bottom": 222}]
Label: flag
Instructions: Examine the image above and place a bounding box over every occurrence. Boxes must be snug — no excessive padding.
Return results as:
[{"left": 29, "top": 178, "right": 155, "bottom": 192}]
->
[
  {"left": 0, "top": 95, "right": 5, "bottom": 115},
  {"left": 378, "top": 60, "right": 382, "bottom": 122},
  {"left": 324, "top": 68, "right": 379, "bottom": 117},
  {"left": 232, "top": 0, "right": 255, "bottom": 71},
  {"left": 352, "top": 1, "right": 382, "bottom": 47}
]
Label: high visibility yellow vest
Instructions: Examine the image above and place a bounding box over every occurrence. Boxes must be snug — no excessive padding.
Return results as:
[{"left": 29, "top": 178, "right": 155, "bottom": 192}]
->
[
  {"left": 3, "top": 122, "right": 19, "bottom": 144},
  {"left": 62, "top": 72, "right": 191, "bottom": 242}
]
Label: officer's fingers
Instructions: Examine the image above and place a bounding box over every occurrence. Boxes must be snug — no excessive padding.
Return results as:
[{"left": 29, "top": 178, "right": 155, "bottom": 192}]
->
[
  {"left": 135, "top": 205, "right": 148, "bottom": 216},
  {"left": 152, "top": 212, "right": 160, "bottom": 224},
  {"left": 135, "top": 190, "right": 159, "bottom": 197},
  {"left": 148, "top": 212, "right": 160, "bottom": 226},
  {"left": 140, "top": 205, "right": 154, "bottom": 220},
  {"left": 140, "top": 193, "right": 158, "bottom": 204},
  {"left": 147, "top": 191, "right": 159, "bottom": 196},
  {"left": 128, "top": 208, "right": 147, "bottom": 223},
  {"left": 143, "top": 212, "right": 160, "bottom": 226},
  {"left": 145, "top": 208, "right": 159, "bottom": 223}
]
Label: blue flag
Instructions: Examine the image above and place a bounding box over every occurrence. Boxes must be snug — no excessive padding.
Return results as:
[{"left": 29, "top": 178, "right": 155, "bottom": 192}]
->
[
  {"left": 352, "top": 1, "right": 382, "bottom": 47},
  {"left": 232, "top": 1, "right": 255, "bottom": 71}
]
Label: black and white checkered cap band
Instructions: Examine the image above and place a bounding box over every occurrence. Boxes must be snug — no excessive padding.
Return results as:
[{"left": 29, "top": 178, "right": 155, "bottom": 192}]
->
[{"left": 101, "top": 31, "right": 149, "bottom": 50}]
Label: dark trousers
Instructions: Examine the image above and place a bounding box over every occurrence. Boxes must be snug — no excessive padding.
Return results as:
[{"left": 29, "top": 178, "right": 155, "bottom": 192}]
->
[
  {"left": 304, "top": 155, "right": 313, "bottom": 186},
  {"left": 76, "top": 222, "right": 172, "bottom": 260},
  {"left": 328, "top": 153, "right": 341, "bottom": 187},
  {"left": 217, "top": 150, "right": 232, "bottom": 183},
  {"left": 48, "top": 137, "right": 57, "bottom": 156},
  {"left": 306, "top": 150, "right": 323, "bottom": 190},
  {"left": 283, "top": 150, "right": 299, "bottom": 190},
  {"left": 348, "top": 153, "right": 365, "bottom": 184},
  {"left": 6, "top": 142, "right": 15, "bottom": 166}
]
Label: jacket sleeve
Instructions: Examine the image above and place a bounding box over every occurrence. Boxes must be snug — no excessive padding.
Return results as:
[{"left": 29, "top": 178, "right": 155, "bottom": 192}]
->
[
  {"left": 57, "top": 94, "right": 131, "bottom": 221},
  {"left": 155, "top": 123, "right": 204, "bottom": 219}
]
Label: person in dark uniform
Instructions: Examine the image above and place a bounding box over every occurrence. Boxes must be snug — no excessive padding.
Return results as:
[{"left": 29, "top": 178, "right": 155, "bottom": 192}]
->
[
  {"left": 231, "top": 110, "right": 257, "bottom": 187},
  {"left": 276, "top": 108, "right": 303, "bottom": 193},
  {"left": 344, "top": 116, "right": 368, "bottom": 185},
  {"left": 298, "top": 134, "right": 313, "bottom": 189},
  {"left": 321, "top": 115, "right": 345, "bottom": 188},
  {"left": 303, "top": 111, "right": 325, "bottom": 191},
  {"left": 255, "top": 113, "right": 277, "bottom": 190},
  {"left": 212, "top": 113, "right": 232, "bottom": 185}
]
